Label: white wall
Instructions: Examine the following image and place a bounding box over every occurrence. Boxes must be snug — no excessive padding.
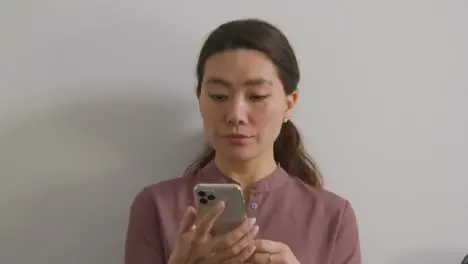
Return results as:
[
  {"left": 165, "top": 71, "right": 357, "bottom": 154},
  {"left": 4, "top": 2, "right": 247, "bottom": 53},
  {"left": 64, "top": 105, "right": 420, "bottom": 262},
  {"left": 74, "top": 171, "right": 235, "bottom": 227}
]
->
[{"left": 1, "top": 1, "right": 467, "bottom": 263}]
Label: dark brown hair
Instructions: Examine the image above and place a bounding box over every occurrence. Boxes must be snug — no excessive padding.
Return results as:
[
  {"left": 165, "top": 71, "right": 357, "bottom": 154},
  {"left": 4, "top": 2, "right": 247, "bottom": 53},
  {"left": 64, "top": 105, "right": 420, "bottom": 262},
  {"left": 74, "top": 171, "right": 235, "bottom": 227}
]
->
[{"left": 185, "top": 18, "right": 323, "bottom": 188}]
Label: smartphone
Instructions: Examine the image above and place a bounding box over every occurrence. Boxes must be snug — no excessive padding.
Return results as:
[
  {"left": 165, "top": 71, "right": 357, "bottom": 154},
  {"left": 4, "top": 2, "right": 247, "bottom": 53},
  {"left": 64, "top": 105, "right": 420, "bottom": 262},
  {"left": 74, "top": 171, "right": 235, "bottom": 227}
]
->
[{"left": 193, "top": 183, "right": 247, "bottom": 235}]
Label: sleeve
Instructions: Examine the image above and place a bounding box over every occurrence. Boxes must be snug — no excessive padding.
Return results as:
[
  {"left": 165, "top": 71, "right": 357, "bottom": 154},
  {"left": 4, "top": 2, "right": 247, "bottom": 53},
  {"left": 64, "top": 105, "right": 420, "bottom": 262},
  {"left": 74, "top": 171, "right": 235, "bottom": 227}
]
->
[
  {"left": 125, "top": 187, "right": 166, "bottom": 264},
  {"left": 330, "top": 201, "right": 362, "bottom": 264}
]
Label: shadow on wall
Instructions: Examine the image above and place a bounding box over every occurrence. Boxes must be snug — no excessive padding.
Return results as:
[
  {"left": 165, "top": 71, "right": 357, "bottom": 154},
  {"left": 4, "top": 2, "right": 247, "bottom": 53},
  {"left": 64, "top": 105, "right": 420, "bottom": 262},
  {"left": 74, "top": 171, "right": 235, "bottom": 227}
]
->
[
  {"left": 395, "top": 249, "right": 467, "bottom": 264},
  {"left": 0, "top": 94, "right": 205, "bottom": 264}
]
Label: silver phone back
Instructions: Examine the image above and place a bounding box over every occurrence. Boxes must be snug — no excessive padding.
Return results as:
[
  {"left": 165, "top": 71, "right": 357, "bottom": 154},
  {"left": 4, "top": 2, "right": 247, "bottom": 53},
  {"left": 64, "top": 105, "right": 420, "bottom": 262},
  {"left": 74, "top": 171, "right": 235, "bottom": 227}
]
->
[{"left": 193, "top": 183, "right": 247, "bottom": 235}]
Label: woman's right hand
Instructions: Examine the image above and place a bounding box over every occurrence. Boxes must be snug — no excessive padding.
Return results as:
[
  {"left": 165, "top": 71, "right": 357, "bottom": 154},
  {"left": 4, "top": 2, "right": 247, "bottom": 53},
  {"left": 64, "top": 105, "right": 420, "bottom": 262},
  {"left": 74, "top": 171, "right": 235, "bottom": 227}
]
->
[{"left": 168, "top": 201, "right": 259, "bottom": 264}]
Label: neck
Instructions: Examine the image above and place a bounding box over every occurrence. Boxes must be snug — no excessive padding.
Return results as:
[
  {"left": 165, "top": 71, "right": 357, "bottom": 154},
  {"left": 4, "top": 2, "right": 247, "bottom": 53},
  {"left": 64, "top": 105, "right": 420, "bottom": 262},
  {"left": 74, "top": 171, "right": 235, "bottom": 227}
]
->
[{"left": 213, "top": 152, "right": 277, "bottom": 190}]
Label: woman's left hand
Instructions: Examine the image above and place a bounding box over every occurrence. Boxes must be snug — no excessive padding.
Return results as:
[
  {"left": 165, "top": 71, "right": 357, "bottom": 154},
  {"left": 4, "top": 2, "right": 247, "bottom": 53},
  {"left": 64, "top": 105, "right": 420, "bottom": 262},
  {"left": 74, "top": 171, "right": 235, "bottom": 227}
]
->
[{"left": 247, "top": 240, "right": 300, "bottom": 264}]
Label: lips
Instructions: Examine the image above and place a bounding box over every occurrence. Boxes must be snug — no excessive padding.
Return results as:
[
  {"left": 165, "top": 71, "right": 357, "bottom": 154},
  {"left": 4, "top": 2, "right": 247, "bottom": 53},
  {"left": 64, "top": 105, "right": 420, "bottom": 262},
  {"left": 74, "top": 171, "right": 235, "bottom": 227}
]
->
[{"left": 225, "top": 133, "right": 251, "bottom": 139}]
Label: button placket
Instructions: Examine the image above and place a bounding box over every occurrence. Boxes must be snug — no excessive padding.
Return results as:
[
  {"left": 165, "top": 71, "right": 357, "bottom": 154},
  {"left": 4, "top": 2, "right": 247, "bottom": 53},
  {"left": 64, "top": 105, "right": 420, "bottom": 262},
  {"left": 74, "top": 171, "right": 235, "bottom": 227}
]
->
[{"left": 249, "top": 188, "right": 261, "bottom": 212}]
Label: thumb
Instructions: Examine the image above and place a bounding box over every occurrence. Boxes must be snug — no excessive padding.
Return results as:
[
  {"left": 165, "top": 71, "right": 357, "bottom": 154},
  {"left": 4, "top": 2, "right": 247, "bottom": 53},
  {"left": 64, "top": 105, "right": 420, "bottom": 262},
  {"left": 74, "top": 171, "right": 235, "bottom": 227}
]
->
[{"left": 178, "top": 206, "right": 197, "bottom": 235}]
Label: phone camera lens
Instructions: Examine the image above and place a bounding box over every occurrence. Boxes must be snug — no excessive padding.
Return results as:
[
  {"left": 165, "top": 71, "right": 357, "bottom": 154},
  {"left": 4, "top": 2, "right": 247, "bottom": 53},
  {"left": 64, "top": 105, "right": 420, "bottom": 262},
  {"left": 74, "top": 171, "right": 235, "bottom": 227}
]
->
[
  {"left": 200, "top": 198, "right": 208, "bottom": 204},
  {"left": 198, "top": 191, "right": 206, "bottom": 197},
  {"left": 207, "top": 194, "right": 215, "bottom": 200}
]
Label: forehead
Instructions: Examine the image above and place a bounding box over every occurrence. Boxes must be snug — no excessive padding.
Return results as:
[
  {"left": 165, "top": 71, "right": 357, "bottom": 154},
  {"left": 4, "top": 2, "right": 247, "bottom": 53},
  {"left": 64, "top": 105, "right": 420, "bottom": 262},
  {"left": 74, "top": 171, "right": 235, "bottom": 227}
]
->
[{"left": 203, "top": 49, "right": 279, "bottom": 82}]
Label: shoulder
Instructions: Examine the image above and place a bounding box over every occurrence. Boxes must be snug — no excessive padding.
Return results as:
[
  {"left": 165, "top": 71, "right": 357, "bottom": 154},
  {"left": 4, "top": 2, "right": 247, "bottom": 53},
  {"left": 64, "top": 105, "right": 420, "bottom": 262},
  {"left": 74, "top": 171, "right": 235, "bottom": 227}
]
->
[
  {"left": 286, "top": 177, "right": 355, "bottom": 221},
  {"left": 130, "top": 174, "right": 195, "bottom": 212},
  {"left": 147, "top": 175, "right": 193, "bottom": 196}
]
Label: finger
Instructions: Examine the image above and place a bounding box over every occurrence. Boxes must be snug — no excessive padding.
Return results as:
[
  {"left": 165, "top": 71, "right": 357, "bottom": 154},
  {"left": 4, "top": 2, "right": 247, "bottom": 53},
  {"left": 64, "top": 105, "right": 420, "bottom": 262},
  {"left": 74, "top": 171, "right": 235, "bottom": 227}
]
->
[
  {"left": 195, "top": 201, "right": 225, "bottom": 238},
  {"left": 249, "top": 252, "right": 270, "bottom": 263},
  {"left": 254, "top": 239, "right": 285, "bottom": 254},
  {"left": 214, "top": 225, "right": 259, "bottom": 262},
  {"left": 178, "top": 206, "right": 197, "bottom": 235},
  {"left": 214, "top": 217, "right": 257, "bottom": 250},
  {"left": 223, "top": 243, "right": 257, "bottom": 264}
]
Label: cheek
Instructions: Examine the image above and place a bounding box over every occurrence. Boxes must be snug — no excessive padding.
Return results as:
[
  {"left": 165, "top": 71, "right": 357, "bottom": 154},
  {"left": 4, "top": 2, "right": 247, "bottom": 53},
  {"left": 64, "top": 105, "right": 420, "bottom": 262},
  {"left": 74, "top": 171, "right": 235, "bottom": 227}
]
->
[
  {"left": 252, "top": 104, "right": 284, "bottom": 138},
  {"left": 199, "top": 101, "right": 222, "bottom": 130}
]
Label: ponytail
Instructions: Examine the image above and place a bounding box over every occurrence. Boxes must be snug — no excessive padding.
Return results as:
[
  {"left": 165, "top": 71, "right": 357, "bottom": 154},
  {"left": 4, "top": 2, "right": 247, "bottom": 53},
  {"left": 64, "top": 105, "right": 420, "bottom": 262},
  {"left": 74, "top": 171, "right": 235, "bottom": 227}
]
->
[
  {"left": 274, "top": 120, "right": 323, "bottom": 188},
  {"left": 184, "top": 120, "right": 323, "bottom": 188},
  {"left": 184, "top": 145, "right": 215, "bottom": 176}
]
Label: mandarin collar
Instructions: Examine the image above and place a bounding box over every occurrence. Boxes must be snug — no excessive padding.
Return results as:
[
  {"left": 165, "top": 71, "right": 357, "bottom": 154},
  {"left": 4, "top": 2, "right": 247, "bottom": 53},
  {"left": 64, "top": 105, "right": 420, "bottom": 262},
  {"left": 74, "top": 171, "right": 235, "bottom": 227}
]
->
[{"left": 198, "top": 160, "right": 289, "bottom": 192}]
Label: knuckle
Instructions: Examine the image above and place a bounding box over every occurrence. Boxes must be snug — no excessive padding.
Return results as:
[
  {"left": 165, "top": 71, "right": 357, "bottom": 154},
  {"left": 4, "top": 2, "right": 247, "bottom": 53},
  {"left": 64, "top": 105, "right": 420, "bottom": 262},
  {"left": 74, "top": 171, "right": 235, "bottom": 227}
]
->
[
  {"left": 192, "top": 236, "right": 207, "bottom": 249},
  {"left": 228, "top": 257, "right": 243, "bottom": 264},
  {"left": 240, "top": 222, "right": 252, "bottom": 232},
  {"left": 232, "top": 259, "right": 243, "bottom": 264},
  {"left": 200, "top": 214, "right": 213, "bottom": 224},
  {"left": 189, "top": 240, "right": 199, "bottom": 252},
  {"left": 247, "top": 244, "right": 256, "bottom": 254},
  {"left": 240, "top": 246, "right": 255, "bottom": 261},
  {"left": 232, "top": 230, "right": 245, "bottom": 241},
  {"left": 189, "top": 235, "right": 198, "bottom": 245},
  {"left": 245, "top": 230, "right": 255, "bottom": 240},
  {"left": 239, "top": 236, "right": 252, "bottom": 248},
  {"left": 230, "top": 243, "right": 243, "bottom": 255},
  {"left": 192, "top": 233, "right": 203, "bottom": 243},
  {"left": 256, "top": 240, "right": 264, "bottom": 248},
  {"left": 222, "top": 236, "right": 237, "bottom": 248},
  {"left": 222, "top": 259, "right": 236, "bottom": 264},
  {"left": 194, "top": 225, "right": 205, "bottom": 236},
  {"left": 216, "top": 238, "right": 230, "bottom": 249},
  {"left": 202, "top": 218, "right": 214, "bottom": 229}
]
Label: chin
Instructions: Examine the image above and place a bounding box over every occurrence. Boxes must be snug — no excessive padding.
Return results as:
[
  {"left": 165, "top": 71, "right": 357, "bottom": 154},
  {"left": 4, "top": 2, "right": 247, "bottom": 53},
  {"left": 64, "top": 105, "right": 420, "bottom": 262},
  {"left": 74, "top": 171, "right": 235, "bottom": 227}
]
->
[{"left": 216, "top": 146, "right": 260, "bottom": 162}]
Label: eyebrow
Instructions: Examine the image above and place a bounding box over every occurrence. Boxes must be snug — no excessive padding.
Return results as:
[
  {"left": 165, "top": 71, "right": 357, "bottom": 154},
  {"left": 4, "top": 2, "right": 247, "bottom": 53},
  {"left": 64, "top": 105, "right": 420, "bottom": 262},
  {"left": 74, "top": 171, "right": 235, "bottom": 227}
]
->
[{"left": 204, "top": 77, "right": 272, "bottom": 88}]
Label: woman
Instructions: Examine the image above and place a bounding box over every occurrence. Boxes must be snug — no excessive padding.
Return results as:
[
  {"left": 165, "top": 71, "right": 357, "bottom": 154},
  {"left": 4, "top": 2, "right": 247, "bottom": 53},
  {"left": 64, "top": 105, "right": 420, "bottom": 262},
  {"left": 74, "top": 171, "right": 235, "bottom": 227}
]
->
[{"left": 125, "top": 18, "right": 361, "bottom": 264}]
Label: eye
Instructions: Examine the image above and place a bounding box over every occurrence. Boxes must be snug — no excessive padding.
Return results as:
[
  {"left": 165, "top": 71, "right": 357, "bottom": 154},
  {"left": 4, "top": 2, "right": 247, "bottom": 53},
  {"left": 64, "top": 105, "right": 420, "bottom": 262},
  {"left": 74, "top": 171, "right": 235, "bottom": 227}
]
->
[
  {"left": 249, "top": 95, "right": 269, "bottom": 101},
  {"left": 209, "top": 94, "right": 228, "bottom": 101}
]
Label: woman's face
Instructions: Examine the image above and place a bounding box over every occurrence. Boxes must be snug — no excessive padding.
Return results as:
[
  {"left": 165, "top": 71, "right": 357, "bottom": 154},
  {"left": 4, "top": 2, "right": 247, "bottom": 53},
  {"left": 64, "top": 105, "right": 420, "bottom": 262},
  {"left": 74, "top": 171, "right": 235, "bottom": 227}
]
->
[{"left": 198, "top": 49, "right": 297, "bottom": 161}]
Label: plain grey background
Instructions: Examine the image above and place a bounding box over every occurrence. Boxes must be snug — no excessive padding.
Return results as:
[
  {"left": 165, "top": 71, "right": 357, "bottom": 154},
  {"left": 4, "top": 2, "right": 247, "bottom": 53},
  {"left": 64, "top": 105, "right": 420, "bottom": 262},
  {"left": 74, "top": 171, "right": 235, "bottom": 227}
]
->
[{"left": 1, "top": 1, "right": 467, "bottom": 264}]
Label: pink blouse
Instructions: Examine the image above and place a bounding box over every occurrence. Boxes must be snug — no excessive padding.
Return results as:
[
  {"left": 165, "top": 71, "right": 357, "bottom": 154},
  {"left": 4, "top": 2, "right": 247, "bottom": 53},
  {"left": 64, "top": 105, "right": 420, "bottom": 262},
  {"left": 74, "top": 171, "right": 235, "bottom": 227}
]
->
[{"left": 125, "top": 161, "right": 361, "bottom": 264}]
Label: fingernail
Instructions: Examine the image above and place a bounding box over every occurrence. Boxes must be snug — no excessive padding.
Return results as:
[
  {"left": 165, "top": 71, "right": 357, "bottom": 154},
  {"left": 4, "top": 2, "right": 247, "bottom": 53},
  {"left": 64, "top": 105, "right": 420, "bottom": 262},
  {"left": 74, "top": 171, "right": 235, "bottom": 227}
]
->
[
  {"left": 250, "top": 218, "right": 256, "bottom": 225},
  {"left": 219, "top": 201, "right": 225, "bottom": 210},
  {"left": 252, "top": 225, "right": 259, "bottom": 236}
]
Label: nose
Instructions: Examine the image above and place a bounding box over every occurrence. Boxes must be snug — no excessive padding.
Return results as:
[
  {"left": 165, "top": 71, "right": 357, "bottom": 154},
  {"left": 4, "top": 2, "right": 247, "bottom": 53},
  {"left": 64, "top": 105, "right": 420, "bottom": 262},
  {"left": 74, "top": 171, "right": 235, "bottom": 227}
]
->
[{"left": 225, "top": 97, "right": 248, "bottom": 125}]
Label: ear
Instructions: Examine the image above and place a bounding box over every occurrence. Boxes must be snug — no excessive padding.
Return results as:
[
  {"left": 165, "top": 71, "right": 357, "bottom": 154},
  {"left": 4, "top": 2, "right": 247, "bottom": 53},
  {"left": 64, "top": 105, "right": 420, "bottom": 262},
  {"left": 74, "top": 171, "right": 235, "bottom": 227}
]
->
[
  {"left": 196, "top": 87, "right": 201, "bottom": 101},
  {"left": 196, "top": 88, "right": 205, "bottom": 116},
  {"left": 284, "top": 91, "right": 298, "bottom": 120}
]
